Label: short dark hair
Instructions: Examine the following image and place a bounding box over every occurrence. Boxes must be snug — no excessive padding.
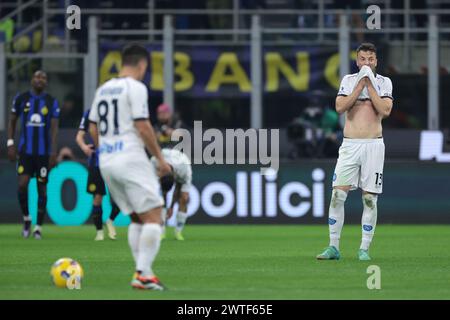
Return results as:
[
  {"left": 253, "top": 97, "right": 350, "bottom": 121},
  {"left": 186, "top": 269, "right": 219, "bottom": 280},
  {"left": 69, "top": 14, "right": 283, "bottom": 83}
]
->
[
  {"left": 356, "top": 43, "right": 377, "bottom": 55},
  {"left": 32, "top": 70, "right": 47, "bottom": 79},
  {"left": 160, "top": 174, "right": 175, "bottom": 193},
  {"left": 356, "top": 42, "right": 377, "bottom": 54},
  {"left": 121, "top": 44, "right": 149, "bottom": 66}
]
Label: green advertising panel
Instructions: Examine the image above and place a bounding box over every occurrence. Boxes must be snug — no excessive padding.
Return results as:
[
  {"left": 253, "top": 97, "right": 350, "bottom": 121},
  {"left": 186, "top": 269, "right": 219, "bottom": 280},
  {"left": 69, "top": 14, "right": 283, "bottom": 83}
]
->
[{"left": 0, "top": 160, "right": 449, "bottom": 224}]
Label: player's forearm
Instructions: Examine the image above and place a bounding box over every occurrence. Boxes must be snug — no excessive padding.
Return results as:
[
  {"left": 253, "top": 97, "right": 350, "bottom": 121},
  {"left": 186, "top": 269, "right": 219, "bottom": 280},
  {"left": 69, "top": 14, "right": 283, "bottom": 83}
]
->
[
  {"left": 367, "top": 86, "right": 392, "bottom": 118},
  {"left": 137, "top": 121, "right": 164, "bottom": 162},
  {"left": 7, "top": 114, "right": 17, "bottom": 140},
  {"left": 336, "top": 82, "right": 366, "bottom": 114},
  {"left": 170, "top": 185, "right": 181, "bottom": 208},
  {"left": 336, "top": 90, "right": 360, "bottom": 114},
  {"left": 162, "top": 191, "right": 168, "bottom": 208},
  {"left": 89, "top": 122, "right": 99, "bottom": 147},
  {"left": 75, "top": 131, "right": 87, "bottom": 149},
  {"left": 170, "top": 197, "right": 177, "bottom": 209}
]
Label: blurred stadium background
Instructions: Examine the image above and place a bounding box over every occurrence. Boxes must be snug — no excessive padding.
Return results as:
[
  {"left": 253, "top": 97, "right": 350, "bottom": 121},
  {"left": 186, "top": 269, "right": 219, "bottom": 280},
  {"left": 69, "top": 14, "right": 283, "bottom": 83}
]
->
[{"left": 0, "top": 0, "right": 449, "bottom": 226}]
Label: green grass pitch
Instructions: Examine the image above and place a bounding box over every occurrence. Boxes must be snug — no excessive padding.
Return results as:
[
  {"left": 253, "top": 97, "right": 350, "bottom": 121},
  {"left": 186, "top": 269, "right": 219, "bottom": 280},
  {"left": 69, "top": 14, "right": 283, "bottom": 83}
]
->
[{"left": 1, "top": 224, "right": 449, "bottom": 300}]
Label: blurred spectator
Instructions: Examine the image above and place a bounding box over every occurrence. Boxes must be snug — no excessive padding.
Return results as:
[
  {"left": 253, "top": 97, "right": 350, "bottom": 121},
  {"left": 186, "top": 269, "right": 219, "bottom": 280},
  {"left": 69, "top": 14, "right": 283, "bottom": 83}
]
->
[
  {"left": 0, "top": 5, "right": 15, "bottom": 44},
  {"left": 57, "top": 146, "right": 75, "bottom": 163},
  {"left": 154, "top": 103, "right": 185, "bottom": 148},
  {"left": 316, "top": 106, "right": 341, "bottom": 158},
  {"left": 287, "top": 104, "right": 322, "bottom": 158},
  {"left": 287, "top": 91, "right": 341, "bottom": 159}
]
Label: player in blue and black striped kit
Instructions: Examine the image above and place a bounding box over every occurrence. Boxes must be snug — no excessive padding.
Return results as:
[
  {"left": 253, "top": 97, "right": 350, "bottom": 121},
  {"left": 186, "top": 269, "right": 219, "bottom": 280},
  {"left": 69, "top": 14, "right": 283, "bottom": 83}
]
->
[
  {"left": 76, "top": 108, "right": 121, "bottom": 241},
  {"left": 7, "top": 70, "right": 59, "bottom": 239}
]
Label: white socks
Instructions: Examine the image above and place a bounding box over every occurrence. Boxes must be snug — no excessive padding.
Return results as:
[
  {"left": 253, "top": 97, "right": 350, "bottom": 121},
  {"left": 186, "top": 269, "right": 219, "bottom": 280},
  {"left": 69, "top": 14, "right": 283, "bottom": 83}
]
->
[
  {"left": 327, "top": 190, "right": 378, "bottom": 252},
  {"left": 328, "top": 189, "right": 348, "bottom": 250},
  {"left": 360, "top": 193, "right": 378, "bottom": 250},
  {"left": 128, "top": 223, "right": 142, "bottom": 265},
  {"left": 176, "top": 211, "right": 188, "bottom": 232},
  {"left": 136, "top": 223, "right": 162, "bottom": 277}
]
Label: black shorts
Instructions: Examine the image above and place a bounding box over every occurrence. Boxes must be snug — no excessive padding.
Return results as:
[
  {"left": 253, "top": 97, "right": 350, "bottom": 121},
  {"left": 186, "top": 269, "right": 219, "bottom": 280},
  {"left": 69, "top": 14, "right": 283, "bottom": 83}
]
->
[
  {"left": 86, "top": 165, "right": 106, "bottom": 195},
  {"left": 17, "top": 153, "right": 49, "bottom": 184}
]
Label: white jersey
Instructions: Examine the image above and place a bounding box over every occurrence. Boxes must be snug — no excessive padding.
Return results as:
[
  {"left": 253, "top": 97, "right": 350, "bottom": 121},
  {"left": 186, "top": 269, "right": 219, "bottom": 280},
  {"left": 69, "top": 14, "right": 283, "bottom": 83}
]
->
[
  {"left": 88, "top": 77, "right": 149, "bottom": 166},
  {"left": 152, "top": 149, "right": 192, "bottom": 185},
  {"left": 88, "top": 77, "right": 163, "bottom": 214},
  {"left": 337, "top": 73, "right": 393, "bottom": 101}
]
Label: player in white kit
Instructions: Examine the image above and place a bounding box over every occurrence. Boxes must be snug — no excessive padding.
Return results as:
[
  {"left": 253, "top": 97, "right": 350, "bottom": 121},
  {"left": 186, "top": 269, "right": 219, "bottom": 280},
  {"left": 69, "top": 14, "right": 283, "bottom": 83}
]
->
[
  {"left": 152, "top": 148, "right": 192, "bottom": 241},
  {"left": 316, "top": 43, "right": 393, "bottom": 261},
  {"left": 88, "top": 44, "right": 171, "bottom": 290}
]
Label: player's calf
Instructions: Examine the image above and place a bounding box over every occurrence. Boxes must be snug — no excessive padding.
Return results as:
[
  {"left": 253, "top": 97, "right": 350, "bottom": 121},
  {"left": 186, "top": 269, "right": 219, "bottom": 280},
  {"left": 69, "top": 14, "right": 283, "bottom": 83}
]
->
[
  {"left": 175, "top": 192, "right": 189, "bottom": 240},
  {"left": 36, "top": 181, "right": 47, "bottom": 232},
  {"left": 328, "top": 188, "right": 348, "bottom": 250},
  {"left": 91, "top": 204, "right": 103, "bottom": 241},
  {"left": 360, "top": 192, "right": 378, "bottom": 251},
  {"left": 18, "top": 187, "right": 32, "bottom": 238},
  {"left": 106, "top": 202, "right": 120, "bottom": 240},
  {"left": 106, "top": 219, "right": 116, "bottom": 240}
]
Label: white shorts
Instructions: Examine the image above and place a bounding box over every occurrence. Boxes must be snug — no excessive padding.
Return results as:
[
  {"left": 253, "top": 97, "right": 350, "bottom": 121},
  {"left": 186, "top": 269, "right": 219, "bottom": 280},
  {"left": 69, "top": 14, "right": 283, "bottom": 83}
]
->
[
  {"left": 100, "top": 152, "right": 164, "bottom": 215},
  {"left": 332, "top": 138, "right": 385, "bottom": 194},
  {"left": 179, "top": 181, "right": 191, "bottom": 194},
  {"left": 179, "top": 165, "right": 192, "bottom": 193}
]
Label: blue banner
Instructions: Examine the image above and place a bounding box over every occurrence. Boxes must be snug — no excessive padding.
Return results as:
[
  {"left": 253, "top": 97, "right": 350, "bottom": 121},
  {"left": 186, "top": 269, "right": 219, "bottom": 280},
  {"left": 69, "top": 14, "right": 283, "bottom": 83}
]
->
[{"left": 99, "top": 44, "right": 359, "bottom": 97}]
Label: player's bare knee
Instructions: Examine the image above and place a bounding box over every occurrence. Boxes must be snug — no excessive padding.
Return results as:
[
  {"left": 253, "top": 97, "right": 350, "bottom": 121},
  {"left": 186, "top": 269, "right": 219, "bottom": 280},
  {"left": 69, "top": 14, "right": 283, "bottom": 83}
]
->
[
  {"left": 334, "top": 185, "right": 351, "bottom": 193},
  {"left": 139, "top": 207, "right": 162, "bottom": 224}
]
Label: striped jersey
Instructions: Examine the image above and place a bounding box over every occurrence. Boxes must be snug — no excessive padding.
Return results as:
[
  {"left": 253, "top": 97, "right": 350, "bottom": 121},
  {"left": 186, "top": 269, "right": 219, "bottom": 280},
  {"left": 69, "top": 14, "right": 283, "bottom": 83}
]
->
[{"left": 11, "top": 91, "right": 60, "bottom": 156}]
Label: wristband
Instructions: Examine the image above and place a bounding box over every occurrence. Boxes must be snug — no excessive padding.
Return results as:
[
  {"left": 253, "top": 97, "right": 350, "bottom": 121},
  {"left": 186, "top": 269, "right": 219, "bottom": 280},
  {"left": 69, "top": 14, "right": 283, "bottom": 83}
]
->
[{"left": 7, "top": 139, "right": 14, "bottom": 147}]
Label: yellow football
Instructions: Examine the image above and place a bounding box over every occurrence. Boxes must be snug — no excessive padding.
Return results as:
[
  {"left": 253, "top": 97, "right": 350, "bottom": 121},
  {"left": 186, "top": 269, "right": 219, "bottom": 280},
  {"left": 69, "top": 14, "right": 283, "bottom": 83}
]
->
[{"left": 50, "top": 258, "right": 84, "bottom": 288}]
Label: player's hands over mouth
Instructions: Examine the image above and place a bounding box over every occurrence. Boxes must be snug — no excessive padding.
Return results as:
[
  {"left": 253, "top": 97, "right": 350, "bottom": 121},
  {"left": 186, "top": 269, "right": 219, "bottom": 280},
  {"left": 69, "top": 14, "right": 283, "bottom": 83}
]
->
[
  {"left": 7, "top": 145, "right": 17, "bottom": 162},
  {"left": 364, "top": 77, "right": 374, "bottom": 89},
  {"left": 356, "top": 77, "right": 367, "bottom": 90}
]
